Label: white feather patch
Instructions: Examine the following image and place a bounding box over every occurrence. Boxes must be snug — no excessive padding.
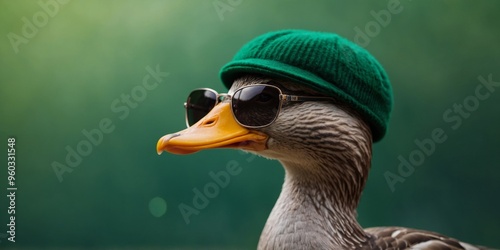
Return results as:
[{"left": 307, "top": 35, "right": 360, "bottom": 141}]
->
[{"left": 391, "top": 229, "right": 402, "bottom": 238}]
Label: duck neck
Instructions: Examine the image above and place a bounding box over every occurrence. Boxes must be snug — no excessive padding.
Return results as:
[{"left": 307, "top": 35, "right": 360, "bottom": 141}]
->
[{"left": 258, "top": 157, "right": 372, "bottom": 249}]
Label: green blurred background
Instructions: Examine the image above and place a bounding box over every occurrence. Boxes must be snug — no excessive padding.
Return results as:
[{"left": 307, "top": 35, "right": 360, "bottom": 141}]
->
[{"left": 1, "top": 0, "right": 499, "bottom": 249}]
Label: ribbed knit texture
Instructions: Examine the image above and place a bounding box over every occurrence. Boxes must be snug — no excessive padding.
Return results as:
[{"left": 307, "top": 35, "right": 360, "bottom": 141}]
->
[{"left": 219, "top": 30, "right": 393, "bottom": 142}]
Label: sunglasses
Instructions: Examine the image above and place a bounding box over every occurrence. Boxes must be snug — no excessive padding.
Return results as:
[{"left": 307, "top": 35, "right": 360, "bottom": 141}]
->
[{"left": 184, "top": 84, "right": 333, "bottom": 128}]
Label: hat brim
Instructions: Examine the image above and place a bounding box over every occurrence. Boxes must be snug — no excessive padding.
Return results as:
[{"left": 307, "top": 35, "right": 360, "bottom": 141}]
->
[{"left": 221, "top": 59, "right": 335, "bottom": 94}]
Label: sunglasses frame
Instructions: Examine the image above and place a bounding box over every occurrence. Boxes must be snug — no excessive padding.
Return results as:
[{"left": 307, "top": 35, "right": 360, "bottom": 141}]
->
[{"left": 184, "top": 84, "right": 334, "bottom": 129}]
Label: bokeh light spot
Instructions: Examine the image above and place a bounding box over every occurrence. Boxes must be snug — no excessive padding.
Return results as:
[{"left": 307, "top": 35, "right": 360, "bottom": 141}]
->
[{"left": 149, "top": 196, "right": 167, "bottom": 218}]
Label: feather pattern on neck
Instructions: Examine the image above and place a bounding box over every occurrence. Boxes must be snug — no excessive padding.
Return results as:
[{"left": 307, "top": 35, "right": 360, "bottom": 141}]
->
[{"left": 230, "top": 76, "right": 374, "bottom": 249}]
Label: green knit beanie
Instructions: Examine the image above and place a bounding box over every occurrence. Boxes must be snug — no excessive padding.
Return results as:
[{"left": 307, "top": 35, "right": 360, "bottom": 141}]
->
[{"left": 219, "top": 30, "right": 393, "bottom": 142}]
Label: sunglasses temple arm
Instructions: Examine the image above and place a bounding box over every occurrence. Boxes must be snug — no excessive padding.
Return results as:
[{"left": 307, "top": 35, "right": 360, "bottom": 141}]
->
[{"left": 281, "top": 95, "right": 334, "bottom": 102}]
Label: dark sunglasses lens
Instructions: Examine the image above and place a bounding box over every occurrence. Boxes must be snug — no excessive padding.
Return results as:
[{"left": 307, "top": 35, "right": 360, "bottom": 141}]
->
[
  {"left": 232, "top": 86, "right": 281, "bottom": 127},
  {"left": 186, "top": 90, "right": 217, "bottom": 126}
]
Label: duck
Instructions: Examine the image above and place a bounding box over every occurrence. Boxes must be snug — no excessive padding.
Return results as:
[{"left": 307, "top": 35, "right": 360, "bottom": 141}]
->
[{"left": 156, "top": 30, "right": 491, "bottom": 250}]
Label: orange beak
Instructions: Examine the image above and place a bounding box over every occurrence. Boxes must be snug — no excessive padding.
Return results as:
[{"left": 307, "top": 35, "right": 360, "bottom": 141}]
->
[{"left": 157, "top": 103, "right": 269, "bottom": 155}]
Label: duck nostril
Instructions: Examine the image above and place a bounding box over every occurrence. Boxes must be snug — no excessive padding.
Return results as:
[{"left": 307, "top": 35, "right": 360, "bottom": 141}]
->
[{"left": 201, "top": 116, "right": 218, "bottom": 126}]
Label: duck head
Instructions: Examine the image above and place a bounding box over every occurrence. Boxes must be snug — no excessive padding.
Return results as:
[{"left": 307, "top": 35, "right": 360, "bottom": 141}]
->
[{"left": 157, "top": 29, "right": 392, "bottom": 209}]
